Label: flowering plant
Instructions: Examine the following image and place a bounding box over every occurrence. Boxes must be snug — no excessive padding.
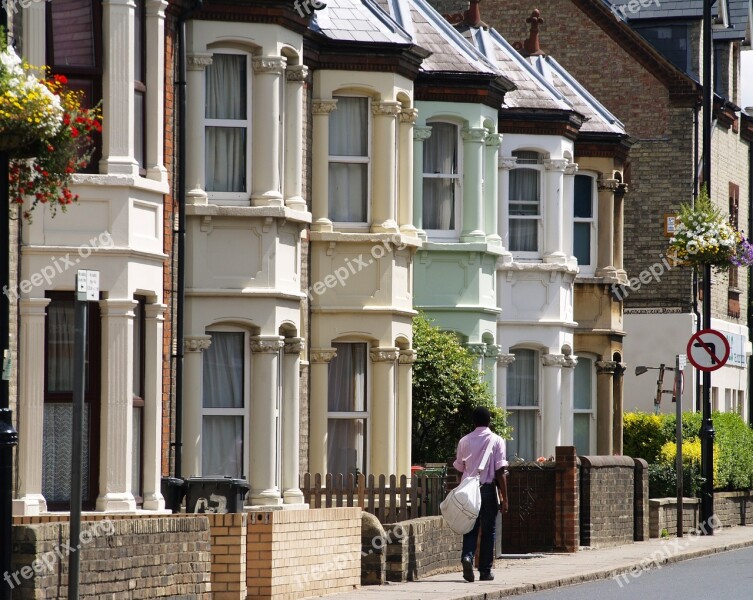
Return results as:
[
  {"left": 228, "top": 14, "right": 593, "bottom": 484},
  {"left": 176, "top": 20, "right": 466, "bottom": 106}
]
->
[
  {"left": 667, "top": 186, "right": 752, "bottom": 271},
  {"left": 1, "top": 37, "right": 101, "bottom": 220}
]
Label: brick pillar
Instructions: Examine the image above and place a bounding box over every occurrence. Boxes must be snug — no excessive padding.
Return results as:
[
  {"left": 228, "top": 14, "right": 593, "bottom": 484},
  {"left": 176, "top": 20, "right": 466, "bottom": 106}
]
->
[
  {"left": 634, "top": 458, "right": 650, "bottom": 541},
  {"left": 209, "top": 513, "right": 248, "bottom": 600},
  {"left": 554, "top": 446, "right": 579, "bottom": 552}
]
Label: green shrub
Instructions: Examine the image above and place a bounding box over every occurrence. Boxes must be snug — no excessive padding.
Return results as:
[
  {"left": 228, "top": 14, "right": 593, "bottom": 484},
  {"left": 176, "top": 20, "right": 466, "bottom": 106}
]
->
[
  {"left": 648, "top": 462, "right": 704, "bottom": 498},
  {"left": 711, "top": 412, "right": 753, "bottom": 491},
  {"left": 623, "top": 412, "right": 669, "bottom": 463}
]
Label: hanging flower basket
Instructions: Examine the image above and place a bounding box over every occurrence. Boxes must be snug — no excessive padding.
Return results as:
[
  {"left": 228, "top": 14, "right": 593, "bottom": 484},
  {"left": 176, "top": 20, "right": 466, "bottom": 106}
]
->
[
  {"left": 1, "top": 34, "right": 101, "bottom": 220},
  {"left": 667, "top": 186, "right": 753, "bottom": 271}
]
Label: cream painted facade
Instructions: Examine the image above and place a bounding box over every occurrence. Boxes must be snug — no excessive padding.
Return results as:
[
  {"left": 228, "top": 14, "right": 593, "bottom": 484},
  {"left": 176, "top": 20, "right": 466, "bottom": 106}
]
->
[
  {"left": 308, "top": 68, "right": 420, "bottom": 479},
  {"left": 13, "top": 0, "right": 169, "bottom": 514}
]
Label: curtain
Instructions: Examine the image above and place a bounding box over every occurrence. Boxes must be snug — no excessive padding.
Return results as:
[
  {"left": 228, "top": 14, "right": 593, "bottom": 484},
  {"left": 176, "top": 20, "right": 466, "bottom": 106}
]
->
[
  {"left": 205, "top": 54, "right": 246, "bottom": 192},
  {"left": 202, "top": 332, "right": 244, "bottom": 477},
  {"left": 509, "top": 168, "right": 540, "bottom": 252},
  {"left": 327, "top": 343, "right": 366, "bottom": 475},
  {"left": 573, "top": 358, "right": 592, "bottom": 455},
  {"left": 328, "top": 97, "right": 368, "bottom": 222},
  {"left": 507, "top": 349, "right": 538, "bottom": 460},
  {"left": 47, "top": 300, "right": 75, "bottom": 392},
  {"left": 422, "top": 123, "right": 457, "bottom": 230},
  {"left": 42, "top": 403, "right": 90, "bottom": 502}
]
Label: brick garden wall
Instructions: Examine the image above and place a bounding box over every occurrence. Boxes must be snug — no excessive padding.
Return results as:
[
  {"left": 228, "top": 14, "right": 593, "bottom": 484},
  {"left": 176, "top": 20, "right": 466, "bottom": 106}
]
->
[
  {"left": 207, "top": 513, "right": 248, "bottom": 600},
  {"left": 650, "top": 491, "right": 753, "bottom": 537},
  {"left": 10, "top": 516, "right": 211, "bottom": 599},
  {"left": 384, "top": 517, "right": 461, "bottom": 582}
]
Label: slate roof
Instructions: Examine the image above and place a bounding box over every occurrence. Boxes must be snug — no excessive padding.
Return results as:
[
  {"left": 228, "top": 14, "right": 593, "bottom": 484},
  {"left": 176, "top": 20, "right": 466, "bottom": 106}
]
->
[{"left": 309, "top": 0, "right": 413, "bottom": 44}]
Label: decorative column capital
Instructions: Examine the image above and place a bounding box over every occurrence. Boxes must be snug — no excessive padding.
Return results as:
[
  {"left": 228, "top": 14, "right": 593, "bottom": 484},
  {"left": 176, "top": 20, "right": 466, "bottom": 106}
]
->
[
  {"left": 496, "top": 353, "right": 516, "bottom": 367},
  {"left": 19, "top": 297, "right": 51, "bottom": 316},
  {"left": 250, "top": 336, "right": 285, "bottom": 353},
  {"left": 310, "top": 348, "right": 337, "bottom": 363},
  {"left": 399, "top": 108, "right": 418, "bottom": 124},
  {"left": 413, "top": 126, "right": 432, "bottom": 141},
  {"left": 616, "top": 182, "right": 629, "bottom": 196},
  {"left": 371, "top": 101, "right": 402, "bottom": 117},
  {"left": 370, "top": 347, "right": 399, "bottom": 362},
  {"left": 251, "top": 56, "right": 287, "bottom": 75},
  {"left": 312, "top": 99, "right": 338, "bottom": 115},
  {"left": 597, "top": 178, "right": 620, "bottom": 192},
  {"left": 286, "top": 65, "right": 309, "bottom": 82},
  {"left": 145, "top": 0, "right": 169, "bottom": 18},
  {"left": 484, "top": 344, "right": 502, "bottom": 358},
  {"left": 98, "top": 299, "right": 139, "bottom": 317},
  {"left": 184, "top": 335, "right": 212, "bottom": 353},
  {"left": 284, "top": 337, "right": 305, "bottom": 354},
  {"left": 563, "top": 355, "right": 578, "bottom": 368},
  {"left": 596, "top": 360, "right": 624, "bottom": 374},
  {"left": 564, "top": 162, "right": 579, "bottom": 176},
  {"left": 465, "top": 343, "right": 487, "bottom": 356},
  {"left": 144, "top": 303, "right": 167, "bottom": 320},
  {"left": 541, "top": 353, "right": 567, "bottom": 367},
  {"left": 398, "top": 349, "right": 417, "bottom": 364},
  {"left": 499, "top": 156, "right": 518, "bottom": 170},
  {"left": 543, "top": 158, "right": 569, "bottom": 172},
  {"left": 461, "top": 127, "right": 488, "bottom": 143},
  {"left": 187, "top": 53, "right": 213, "bottom": 71},
  {"left": 485, "top": 133, "right": 502, "bottom": 147}
]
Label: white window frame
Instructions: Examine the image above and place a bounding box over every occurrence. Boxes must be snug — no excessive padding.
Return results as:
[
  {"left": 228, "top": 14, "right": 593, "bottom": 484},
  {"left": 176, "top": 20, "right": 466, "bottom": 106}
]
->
[
  {"left": 509, "top": 150, "right": 543, "bottom": 259},
  {"left": 329, "top": 95, "right": 371, "bottom": 229},
  {"left": 506, "top": 347, "right": 541, "bottom": 460},
  {"left": 201, "top": 327, "right": 251, "bottom": 478},
  {"left": 204, "top": 50, "right": 252, "bottom": 204},
  {"left": 422, "top": 120, "right": 462, "bottom": 241},
  {"left": 573, "top": 173, "right": 598, "bottom": 275},
  {"left": 573, "top": 354, "right": 597, "bottom": 455},
  {"left": 327, "top": 341, "right": 371, "bottom": 476}
]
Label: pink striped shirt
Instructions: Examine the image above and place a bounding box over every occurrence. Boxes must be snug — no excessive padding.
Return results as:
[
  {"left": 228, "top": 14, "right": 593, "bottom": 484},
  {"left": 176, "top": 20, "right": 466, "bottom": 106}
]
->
[{"left": 453, "top": 426, "right": 508, "bottom": 485}]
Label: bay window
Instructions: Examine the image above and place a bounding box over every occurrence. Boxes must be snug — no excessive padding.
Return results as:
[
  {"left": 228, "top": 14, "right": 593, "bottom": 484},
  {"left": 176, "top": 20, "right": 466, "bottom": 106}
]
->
[
  {"left": 328, "top": 97, "right": 369, "bottom": 223},
  {"left": 509, "top": 151, "right": 542, "bottom": 254},
  {"left": 422, "top": 122, "right": 460, "bottom": 237},
  {"left": 573, "top": 174, "right": 596, "bottom": 272},
  {"left": 506, "top": 348, "right": 538, "bottom": 460}
]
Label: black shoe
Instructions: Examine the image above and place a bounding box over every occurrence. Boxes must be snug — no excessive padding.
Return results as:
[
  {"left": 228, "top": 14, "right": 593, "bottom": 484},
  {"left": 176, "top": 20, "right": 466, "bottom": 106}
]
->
[
  {"left": 480, "top": 572, "right": 494, "bottom": 581},
  {"left": 461, "top": 556, "right": 474, "bottom": 582}
]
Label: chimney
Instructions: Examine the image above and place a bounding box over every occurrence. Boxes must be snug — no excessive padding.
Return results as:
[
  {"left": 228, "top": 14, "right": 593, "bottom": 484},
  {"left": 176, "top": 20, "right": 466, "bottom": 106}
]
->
[
  {"left": 444, "top": 0, "right": 489, "bottom": 30},
  {"left": 519, "top": 9, "right": 546, "bottom": 57}
]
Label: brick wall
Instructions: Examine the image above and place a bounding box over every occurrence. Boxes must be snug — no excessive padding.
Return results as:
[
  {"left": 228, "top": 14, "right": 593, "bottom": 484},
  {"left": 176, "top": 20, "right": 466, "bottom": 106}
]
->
[
  {"left": 579, "top": 455, "right": 636, "bottom": 547},
  {"left": 246, "top": 507, "right": 361, "bottom": 600},
  {"left": 714, "top": 491, "right": 753, "bottom": 527},
  {"left": 207, "top": 513, "right": 248, "bottom": 600},
  {"left": 384, "top": 517, "right": 461, "bottom": 582},
  {"left": 10, "top": 516, "right": 211, "bottom": 599},
  {"left": 649, "top": 497, "right": 701, "bottom": 537},
  {"left": 634, "top": 458, "right": 650, "bottom": 541}
]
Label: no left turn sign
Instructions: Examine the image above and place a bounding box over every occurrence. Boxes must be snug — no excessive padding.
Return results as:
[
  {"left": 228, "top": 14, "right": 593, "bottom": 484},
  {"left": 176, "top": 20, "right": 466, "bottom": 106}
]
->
[{"left": 687, "top": 329, "right": 730, "bottom": 372}]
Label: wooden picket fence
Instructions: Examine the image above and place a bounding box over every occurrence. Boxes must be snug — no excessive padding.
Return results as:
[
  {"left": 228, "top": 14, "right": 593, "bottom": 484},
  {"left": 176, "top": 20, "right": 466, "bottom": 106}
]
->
[{"left": 300, "top": 472, "right": 447, "bottom": 524}]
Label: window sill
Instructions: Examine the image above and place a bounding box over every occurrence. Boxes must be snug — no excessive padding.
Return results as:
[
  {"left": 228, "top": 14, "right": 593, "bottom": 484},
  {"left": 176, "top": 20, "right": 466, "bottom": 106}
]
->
[
  {"left": 185, "top": 204, "right": 312, "bottom": 223},
  {"left": 72, "top": 173, "right": 169, "bottom": 196}
]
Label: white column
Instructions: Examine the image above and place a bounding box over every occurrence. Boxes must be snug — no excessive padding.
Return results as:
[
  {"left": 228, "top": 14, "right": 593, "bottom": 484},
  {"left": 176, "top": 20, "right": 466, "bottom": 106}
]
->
[
  {"left": 251, "top": 56, "right": 286, "bottom": 207},
  {"left": 498, "top": 157, "right": 517, "bottom": 251},
  {"left": 13, "top": 298, "right": 50, "bottom": 516},
  {"left": 97, "top": 299, "right": 138, "bottom": 512},
  {"left": 145, "top": 0, "right": 168, "bottom": 183},
  {"left": 371, "top": 102, "right": 401, "bottom": 233},
  {"left": 542, "top": 159, "right": 568, "bottom": 264},
  {"left": 21, "top": 0, "right": 46, "bottom": 66},
  {"left": 142, "top": 303, "right": 166, "bottom": 510},
  {"left": 560, "top": 355, "right": 577, "bottom": 447},
  {"left": 563, "top": 163, "right": 578, "bottom": 263},
  {"left": 484, "top": 344, "right": 501, "bottom": 399},
  {"left": 596, "top": 178, "right": 618, "bottom": 279},
  {"left": 495, "top": 354, "right": 515, "bottom": 409},
  {"left": 396, "top": 349, "right": 416, "bottom": 478},
  {"left": 461, "top": 127, "right": 487, "bottom": 242},
  {"left": 485, "top": 134, "right": 502, "bottom": 246},
  {"left": 311, "top": 100, "right": 338, "bottom": 232},
  {"left": 282, "top": 338, "right": 304, "bottom": 504},
  {"left": 398, "top": 109, "right": 418, "bottom": 235},
  {"left": 186, "top": 53, "right": 213, "bottom": 204},
  {"left": 412, "top": 126, "right": 432, "bottom": 239},
  {"left": 182, "top": 335, "right": 212, "bottom": 478},
  {"left": 99, "top": 0, "right": 139, "bottom": 176},
  {"left": 284, "top": 66, "right": 308, "bottom": 211},
  {"left": 541, "top": 353, "right": 565, "bottom": 458},
  {"left": 309, "top": 348, "right": 337, "bottom": 475},
  {"left": 249, "top": 336, "right": 285, "bottom": 506},
  {"left": 615, "top": 184, "right": 627, "bottom": 278},
  {"left": 370, "top": 348, "right": 399, "bottom": 476}
]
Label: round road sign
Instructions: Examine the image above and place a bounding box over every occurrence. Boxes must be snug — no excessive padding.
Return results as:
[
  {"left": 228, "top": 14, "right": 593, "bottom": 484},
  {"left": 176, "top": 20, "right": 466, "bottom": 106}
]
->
[{"left": 686, "top": 329, "right": 730, "bottom": 372}]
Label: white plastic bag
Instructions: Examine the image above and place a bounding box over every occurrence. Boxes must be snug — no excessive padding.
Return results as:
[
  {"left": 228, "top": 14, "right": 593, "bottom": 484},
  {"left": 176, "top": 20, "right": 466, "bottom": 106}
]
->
[{"left": 440, "top": 473, "right": 482, "bottom": 534}]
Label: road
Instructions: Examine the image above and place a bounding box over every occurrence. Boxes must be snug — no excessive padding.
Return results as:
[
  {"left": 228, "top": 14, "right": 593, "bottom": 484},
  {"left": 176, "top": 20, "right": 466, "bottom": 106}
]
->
[{"left": 504, "top": 546, "right": 753, "bottom": 599}]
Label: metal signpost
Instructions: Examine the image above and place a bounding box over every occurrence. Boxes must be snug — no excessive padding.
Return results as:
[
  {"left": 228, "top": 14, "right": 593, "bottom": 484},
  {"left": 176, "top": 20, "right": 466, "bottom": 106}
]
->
[
  {"left": 68, "top": 270, "right": 99, "bottom": 600},
  {"left": 674, "top": 354, "right": 686, "bottom": 538}
]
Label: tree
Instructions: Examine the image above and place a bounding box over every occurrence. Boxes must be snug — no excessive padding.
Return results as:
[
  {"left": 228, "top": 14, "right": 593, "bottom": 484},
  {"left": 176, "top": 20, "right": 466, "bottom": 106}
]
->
[{"left": 411, "top": 314, "right": 509, "bottom": 464}]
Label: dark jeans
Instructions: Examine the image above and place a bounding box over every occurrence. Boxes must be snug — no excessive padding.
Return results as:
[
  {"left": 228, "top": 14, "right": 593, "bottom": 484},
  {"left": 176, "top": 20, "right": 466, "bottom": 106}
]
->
[{"left": 461, "top": 484, "right": 499, "bottom": 574}]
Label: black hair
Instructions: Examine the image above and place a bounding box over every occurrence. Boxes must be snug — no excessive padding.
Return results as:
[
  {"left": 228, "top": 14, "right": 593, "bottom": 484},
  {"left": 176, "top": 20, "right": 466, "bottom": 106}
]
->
[{"left": 472, "top": 406, "right": 491, "bottom": 427}]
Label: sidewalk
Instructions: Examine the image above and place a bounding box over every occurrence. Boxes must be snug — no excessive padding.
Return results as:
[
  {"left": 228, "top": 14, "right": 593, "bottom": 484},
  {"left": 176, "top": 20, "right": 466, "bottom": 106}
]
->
[{"left": 316, "top": 525, "right": 753, "bottom": 600}]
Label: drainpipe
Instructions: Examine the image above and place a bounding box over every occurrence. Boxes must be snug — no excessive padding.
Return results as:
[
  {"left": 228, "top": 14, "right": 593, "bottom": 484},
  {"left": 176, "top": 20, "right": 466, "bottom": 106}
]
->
[
  {"left": 748, "top": 116, "right": 753, "bottom": 426},
  {"left": 174, "top": 0, "right": 203, "bottom": 479}
]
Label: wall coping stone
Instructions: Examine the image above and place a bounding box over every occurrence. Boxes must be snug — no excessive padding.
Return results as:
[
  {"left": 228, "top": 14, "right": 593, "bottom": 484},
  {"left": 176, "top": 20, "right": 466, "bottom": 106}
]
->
[{"left": 579, "top": 455, "right": 636, "bottom": 468}]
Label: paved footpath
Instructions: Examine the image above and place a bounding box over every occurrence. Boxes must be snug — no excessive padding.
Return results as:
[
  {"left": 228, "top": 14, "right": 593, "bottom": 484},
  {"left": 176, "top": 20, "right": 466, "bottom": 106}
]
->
[{"left": 314, "top": 525, "right": 753, "bottom": 600}]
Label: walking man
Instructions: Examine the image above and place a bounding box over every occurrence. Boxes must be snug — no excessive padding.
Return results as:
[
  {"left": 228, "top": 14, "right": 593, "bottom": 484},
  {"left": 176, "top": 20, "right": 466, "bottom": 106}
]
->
[{"left": 453, "top": 406, "right": 509, "bottom": 582}]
